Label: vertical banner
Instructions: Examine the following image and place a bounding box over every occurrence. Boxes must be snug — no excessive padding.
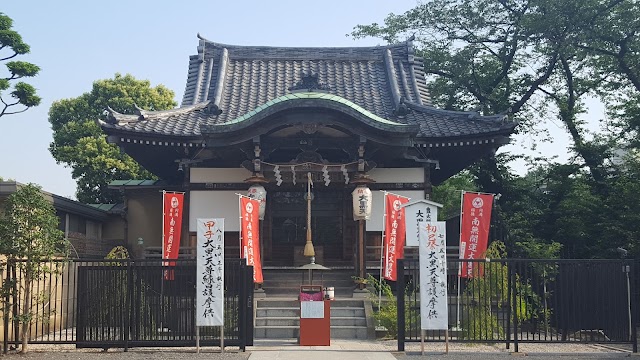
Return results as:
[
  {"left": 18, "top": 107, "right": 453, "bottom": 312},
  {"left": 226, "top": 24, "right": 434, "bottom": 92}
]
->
[
  {"left": 240, "top": 197, "right": 263, "bottom": 284},
  {"left": 404, "top": 200, "right": 442, "bottom": 247},
  {"left": 162, "top": 191, "right": 184, "bottom": 280},
  {"left": 196, "top": 218, "right": 224, "bottom": 326},
  {"left": 459, "top": 192, "right": 494, "bottom": 278},
  {"left": 419, "top": 221, "right": 448, "bottom": 330},
  {"left": 383, "top": 193, "right": 410, "bottom": 281}
]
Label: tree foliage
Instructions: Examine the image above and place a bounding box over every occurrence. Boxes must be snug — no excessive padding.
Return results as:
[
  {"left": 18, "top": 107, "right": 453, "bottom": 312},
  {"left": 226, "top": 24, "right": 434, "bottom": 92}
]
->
[
  {"left": 48, "top": 73, "right": 176, "bottom": 203},
  {"left": 0, "top": 12, "right": 40, "bottom": 117},
  {"left": 355, "top": 0, "right": 640, "bottom": 258},
  {"left": 0, "top": 184, "right": 67, "bottom": 353}
]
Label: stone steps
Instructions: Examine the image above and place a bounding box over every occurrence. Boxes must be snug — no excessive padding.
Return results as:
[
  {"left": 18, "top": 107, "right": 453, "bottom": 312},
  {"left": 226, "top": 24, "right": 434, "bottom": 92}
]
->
[{"left": 254, "top": 299, "right": 372, "bottom": 340}]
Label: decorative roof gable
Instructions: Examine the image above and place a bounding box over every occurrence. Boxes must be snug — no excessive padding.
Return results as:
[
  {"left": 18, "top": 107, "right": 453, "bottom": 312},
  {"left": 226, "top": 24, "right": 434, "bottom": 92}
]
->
[{"left": 99, "top": 36, "right": 516, "bottom": 142}]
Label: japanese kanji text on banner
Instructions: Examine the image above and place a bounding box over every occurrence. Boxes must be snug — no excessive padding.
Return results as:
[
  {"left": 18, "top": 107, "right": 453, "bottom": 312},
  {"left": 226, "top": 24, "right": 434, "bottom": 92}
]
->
[
  {"left": 240, "top": 197, "right": 263, "bottom": 283},
  {"left": 459, "top": 192, "right": 494, "bottom": 278},
  {"left": 419, "top": 221, "right": 448, "bottom": 330},
  {"left": 404, "top": 200, "right": 441, "bottom": 247},
  {"left": 383, "top": 193, "right": 410, "bottom": 281},
  {"left": 196, "top": 218, "right": 224, "bottom": 327},
  {"left": 162, "top": 192, "right": 184, "bottom": 280}
]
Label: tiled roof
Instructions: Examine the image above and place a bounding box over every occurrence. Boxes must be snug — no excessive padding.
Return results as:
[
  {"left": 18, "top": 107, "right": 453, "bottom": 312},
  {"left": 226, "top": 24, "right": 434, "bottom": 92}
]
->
[
  {"left": 100, "top": 37, "right": 516, "bottom": 140},
  {"left": 109, "top": 179, "right": 166, "bottom": 187}
]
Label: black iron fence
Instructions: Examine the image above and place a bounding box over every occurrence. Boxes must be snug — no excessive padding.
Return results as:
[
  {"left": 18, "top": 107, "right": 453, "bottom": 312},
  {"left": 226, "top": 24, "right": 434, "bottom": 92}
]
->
[
  {"left": 397, "top": 258, "right": 638, "bottom": 352},
  {"left": 2, "top": 258, "right": 253, "bottom": 352}
]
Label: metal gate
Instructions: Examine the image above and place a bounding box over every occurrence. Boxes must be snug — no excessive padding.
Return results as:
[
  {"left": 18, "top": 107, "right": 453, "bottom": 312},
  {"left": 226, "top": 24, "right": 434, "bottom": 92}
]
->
[
  {"left": 396, "top": 258, "right": 638, "bottom": 352},
  {"left": 76, "top": 259, "right": 253, "bottom": 350}
]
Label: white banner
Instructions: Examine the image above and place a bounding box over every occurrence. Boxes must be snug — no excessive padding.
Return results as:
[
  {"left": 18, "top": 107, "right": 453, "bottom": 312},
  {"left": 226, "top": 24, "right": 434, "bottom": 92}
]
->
[
  {"left": 419, "top": 221, "right": 448, "bottom": 330},
  {"left": 403, "top": 200, "right": 441, "bottom": 247},
  {"left": 196, "top": 218, "right": 224, "bottom": 327}
]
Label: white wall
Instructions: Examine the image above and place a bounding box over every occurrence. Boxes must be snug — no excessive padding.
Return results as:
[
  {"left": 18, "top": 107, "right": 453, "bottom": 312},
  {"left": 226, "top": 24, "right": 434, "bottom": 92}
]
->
[
  {"left": 367, "top": 168, "right": 424, "bottom": 183},
  {"left": 364, "top": 168, "right": 425, "bottom": 231},
  {"left": 366, "top": 190, "right": 425, "bottom": 231},
  {"left": 190, "top": 168, "right": 252, "bottom": 183},
  {"left": 190, "top": 191, "right": 240, "bottom": 231}
]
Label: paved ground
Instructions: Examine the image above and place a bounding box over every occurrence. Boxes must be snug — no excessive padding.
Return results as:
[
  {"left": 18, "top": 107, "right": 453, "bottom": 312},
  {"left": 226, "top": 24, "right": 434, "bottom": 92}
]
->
[{"left": 13, "top": 339, "right": 635, "bottom": 359}]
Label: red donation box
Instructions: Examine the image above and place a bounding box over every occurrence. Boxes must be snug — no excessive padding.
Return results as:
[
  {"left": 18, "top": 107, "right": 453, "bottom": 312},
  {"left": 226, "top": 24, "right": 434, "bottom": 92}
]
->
[{"left": 299, "top": 285, "right": 330, "bottom": 346}]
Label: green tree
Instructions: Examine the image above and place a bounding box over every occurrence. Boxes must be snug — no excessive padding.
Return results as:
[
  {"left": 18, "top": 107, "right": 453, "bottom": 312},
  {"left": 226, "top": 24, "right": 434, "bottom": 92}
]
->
[
  {"left": 0, "top": 184, "right": 68, "bottom": 353},
  {"left": 0, "top": 12, "right": 40, "bottom": 117},
  {"left": 48, "top": 73, "right": 176, "bottom": 203},
  {"left": 431, "top": 171, "right": 476, "bottom": 219},
  {"left": 351, "top": 0, "right": 639, "bottom": 190},
  {"left": 352, "top": 0, "right": 640, "bottom": 259}
]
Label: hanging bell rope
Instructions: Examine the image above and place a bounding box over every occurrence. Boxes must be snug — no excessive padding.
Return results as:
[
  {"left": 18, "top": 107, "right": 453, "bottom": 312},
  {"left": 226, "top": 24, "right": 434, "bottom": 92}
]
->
[{"left": 303, "top": 172, "right": 315, "bottom": 257}]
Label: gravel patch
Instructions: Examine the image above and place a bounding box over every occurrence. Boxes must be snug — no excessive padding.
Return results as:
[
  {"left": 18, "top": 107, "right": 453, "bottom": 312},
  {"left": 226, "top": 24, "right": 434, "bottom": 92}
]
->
[{"left": 5, "top": 339, "right": 634, "bottom": 359}]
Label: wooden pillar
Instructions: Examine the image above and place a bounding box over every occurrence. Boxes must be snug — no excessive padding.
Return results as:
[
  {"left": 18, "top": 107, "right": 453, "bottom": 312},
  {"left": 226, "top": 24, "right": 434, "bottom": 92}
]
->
[
  {"left": 182, "top": 163, "right": 191, "bottom": 257},
  {"left": 358, "top": 219, "right": 365, "bottom": 289},
  {"left": 424, "top": 164, "right": 433, "bottom": 200}
]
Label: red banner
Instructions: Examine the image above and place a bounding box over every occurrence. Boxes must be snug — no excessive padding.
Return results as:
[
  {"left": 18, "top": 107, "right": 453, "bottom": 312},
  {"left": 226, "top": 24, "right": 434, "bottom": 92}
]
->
[
  {"left": 459, "top": 192, "right": 493, "bottom": 278},
  {"left": 383, "top": 193, "right": 410, "bottom": 281},
  {"left": 240, "top": 197, "right": 263, "bottom": 284},
  {"left": 163, "top": 192, "right": 184, "bottom": 280}
]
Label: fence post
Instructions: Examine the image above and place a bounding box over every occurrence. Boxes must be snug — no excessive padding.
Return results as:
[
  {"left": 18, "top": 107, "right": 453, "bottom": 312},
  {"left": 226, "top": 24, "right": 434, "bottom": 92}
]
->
[
  {"left": 397, "top": 258, "right": 405, "bottom": 352},
  {"left": 124, "top": 261, "right": 133, "bottom": 352},
  {"left": 11, "top": 262, "right": 18, "bottom": 350},
  {"left": 511, "top": 261, "right": 518, "bottom": 353},
  {"left": 633, "top": 260, "right": 638, "bottom": 353},
  {"left": 3, "top": 259, "right": 11, "bottom": 354},
  {"left": 505, "top": 260, "right": 511, "bottom": 350}
]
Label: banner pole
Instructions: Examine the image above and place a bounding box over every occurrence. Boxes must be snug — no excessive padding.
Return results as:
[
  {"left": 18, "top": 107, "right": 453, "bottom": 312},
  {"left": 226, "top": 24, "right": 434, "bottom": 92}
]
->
[
  {"left": 160, "top": 191, "right": 166, "bottom": 333},
  {"left": 379, "top": 191, "right": 387, "bottom": 312},
  {"left": 420, "top": 329, "right": 424, "bottom": 355},
  {"left": 196, "top": 326, "right": 200, "bottom": 353},
  {"left": 445, "top": 329, "right": 449, "bottom": 354},
  {"left": 238, "top": 195, "right": 243, "bottom": 260},
  {"left": 221, "top": 325, "right": 225, "bottom": 353},
  {"left": 162, "top": 190, "right": 166, "bottom": 262},
  {"left": 455, "top": 190, "right": 464, "bottom": 331}
]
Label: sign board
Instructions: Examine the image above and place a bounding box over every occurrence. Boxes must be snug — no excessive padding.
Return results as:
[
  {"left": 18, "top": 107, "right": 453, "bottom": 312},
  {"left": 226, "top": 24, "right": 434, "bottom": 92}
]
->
[
  {"left": 403, "top": 199, "right": 443, "bottom": 247},
  {"left": 301, "top": 301, "right": 325, "bottom": 318},
  {"left": 419, "top": 221, "right": 448, "bottom": 330},
  {"left": 196, "top": 218, "right": 224, "bottom": 327}
]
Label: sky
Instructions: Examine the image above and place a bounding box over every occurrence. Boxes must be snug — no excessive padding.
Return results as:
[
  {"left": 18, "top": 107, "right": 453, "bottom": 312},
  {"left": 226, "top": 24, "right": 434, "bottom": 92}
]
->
[{"left": 1, "top": 1, "right": 603, "bottom": 200}]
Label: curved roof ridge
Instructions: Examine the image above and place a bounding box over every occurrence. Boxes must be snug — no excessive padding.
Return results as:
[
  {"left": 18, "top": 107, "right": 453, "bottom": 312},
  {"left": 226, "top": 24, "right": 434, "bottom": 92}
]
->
[
  {"left": 406, "top": 101, "right": 512, "bottom": 123},
  {"left": 216, "top": 92, "right": 411, "bottom": 128},
  {"left": 196, "top": 33, "right": 413, "bottom": 52},
  {"left": 103, "top": 101, "right": 212, "bottom": 125}
]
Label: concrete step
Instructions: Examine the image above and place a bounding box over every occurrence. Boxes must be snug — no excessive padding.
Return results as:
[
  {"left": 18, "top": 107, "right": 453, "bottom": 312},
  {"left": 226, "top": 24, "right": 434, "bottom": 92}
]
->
[
  {"left": 264, "top": 287, "right": 354, "bottom": 298},
  {"left": 256, "top": 299, "right": 366, "bottom": 308},
  {"left": 255, "top": 325, "right": 299, "bottom": 339},
  {"left": 255, "top": 316, "right": 365, "bottom": 327},
  {"left": 255, "top": 317, "right": 299, "bottom": 327},
  {"left": 331, "top": 307, "right": 365, "bottom": 317},
  {"left": 256, "top": 307, "right": 299, "bottom": 317},
  {"left": 331, "top": 326, "right": 369, "bottom": 340},
  {"left": 330, "top": 316, "right": 367, "bottom": 327}
]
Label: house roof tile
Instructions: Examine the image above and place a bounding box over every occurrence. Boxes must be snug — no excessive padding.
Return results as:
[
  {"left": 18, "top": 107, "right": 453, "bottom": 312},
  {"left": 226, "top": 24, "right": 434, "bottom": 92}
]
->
[{"left": 100, "top": 37, "right": 516, "bottom": 141}]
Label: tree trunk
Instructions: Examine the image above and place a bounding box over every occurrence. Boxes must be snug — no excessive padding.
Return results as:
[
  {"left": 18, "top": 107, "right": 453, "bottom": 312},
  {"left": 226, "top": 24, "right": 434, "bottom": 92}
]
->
[{"left": 20, "top": 276, "right": 30, "bottom": 354}]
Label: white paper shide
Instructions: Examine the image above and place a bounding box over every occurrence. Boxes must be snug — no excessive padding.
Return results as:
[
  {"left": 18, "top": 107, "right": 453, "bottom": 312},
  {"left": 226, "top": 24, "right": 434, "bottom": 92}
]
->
[
  {"left": 197, "top": 218, "right": 224, "bottom": 327},
  {"left": 419, "top": 221, "right": 448, "bottom": 330}
]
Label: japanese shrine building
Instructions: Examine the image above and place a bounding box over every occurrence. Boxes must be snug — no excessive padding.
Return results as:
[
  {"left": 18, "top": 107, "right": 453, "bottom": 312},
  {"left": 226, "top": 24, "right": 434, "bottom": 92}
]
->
[{"left": 99, "top": 36, "right": 516, "bottom": 273}]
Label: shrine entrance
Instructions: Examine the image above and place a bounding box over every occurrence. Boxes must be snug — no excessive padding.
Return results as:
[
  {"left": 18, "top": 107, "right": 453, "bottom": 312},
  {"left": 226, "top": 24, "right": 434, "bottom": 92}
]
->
[{"left": 264, "top": 188, "right": 355, "bottom": 267}]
